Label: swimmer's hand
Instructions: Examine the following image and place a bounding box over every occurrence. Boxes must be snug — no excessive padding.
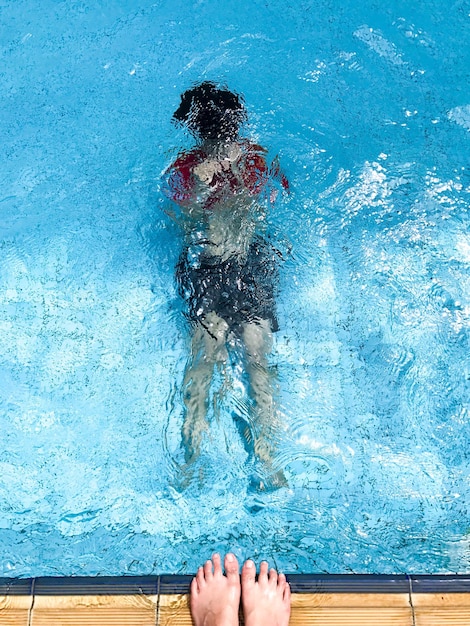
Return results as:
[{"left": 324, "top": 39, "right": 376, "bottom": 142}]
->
[
  {"left": 193, "top": 159, "right": 223, "bottom": 185},
  {"left": 193, "top": 145, "right": 242, "bottom": 185},
  {"left": 270, "top": 155, "right": 290, "bottom": 200}
]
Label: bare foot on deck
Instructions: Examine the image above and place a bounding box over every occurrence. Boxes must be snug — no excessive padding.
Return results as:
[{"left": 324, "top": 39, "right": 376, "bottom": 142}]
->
[
  {"left": 241, "top": 559, "right": 291, "bottom": 626},
  {"left": 190, "top": 553, "right": 240, "bottom": 626}
]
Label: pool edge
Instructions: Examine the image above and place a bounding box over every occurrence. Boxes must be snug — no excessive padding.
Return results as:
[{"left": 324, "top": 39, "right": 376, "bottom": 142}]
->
[
  {"left": 2, "top": 575, "right": 470, "bottom": 626},
  {"left": 2, "top": 573, "right": 470, "bottom": 594}
]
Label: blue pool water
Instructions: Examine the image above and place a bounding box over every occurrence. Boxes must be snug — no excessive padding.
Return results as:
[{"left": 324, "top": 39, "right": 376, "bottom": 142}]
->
[{"left": 1, "top": 0, "right": 469, "bottom": 576}]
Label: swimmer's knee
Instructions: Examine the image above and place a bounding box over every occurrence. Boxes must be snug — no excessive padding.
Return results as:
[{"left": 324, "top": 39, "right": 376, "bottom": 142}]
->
[
  {"left": 242, "top": 319, "right": 273, "bottom": 354},
  {"left": 199, "top": 313, "right": 230, "bottom": 353}
]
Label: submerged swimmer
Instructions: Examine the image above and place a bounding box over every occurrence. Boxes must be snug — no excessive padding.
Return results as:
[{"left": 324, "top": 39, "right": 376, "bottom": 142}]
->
[
  {"left": 190, "top": 553, "right": 291, "bottom": 626},
  {"left": 163, "top": 82, "right": 289, "bottom": 486}
]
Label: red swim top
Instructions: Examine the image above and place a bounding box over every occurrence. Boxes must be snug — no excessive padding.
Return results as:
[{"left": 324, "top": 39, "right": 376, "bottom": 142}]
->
[{"left": 165, "top": 141, "right": 289, "bottom": 209}]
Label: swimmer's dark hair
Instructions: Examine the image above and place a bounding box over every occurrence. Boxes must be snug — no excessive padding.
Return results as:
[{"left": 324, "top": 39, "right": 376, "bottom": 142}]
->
[{"left": 173, "top": 81, "right": 247, "bottom": 140}]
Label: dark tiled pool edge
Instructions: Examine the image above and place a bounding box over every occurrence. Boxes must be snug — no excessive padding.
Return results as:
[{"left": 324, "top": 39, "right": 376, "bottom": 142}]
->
[{"left": 1, "top": 574, "right": 470, "bottom": 595}]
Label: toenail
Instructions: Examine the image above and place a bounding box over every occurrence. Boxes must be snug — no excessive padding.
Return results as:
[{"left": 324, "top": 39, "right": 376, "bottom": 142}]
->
[
  {"left": 226, "top": 553, "right": 235, "bottom": 561},
  {"left": 245, "top": 559, "right": 255, "bottom": 568}
]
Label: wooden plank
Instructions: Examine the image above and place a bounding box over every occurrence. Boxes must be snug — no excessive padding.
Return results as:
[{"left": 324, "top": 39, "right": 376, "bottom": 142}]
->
[
  {"left": 4, "top": 587, "right": 468, "bottom": 626},
  {"left": 412, "top": 593, "right": 470, "bottom": 607},
  {"left": 0, "top": 594, "right": 32, "bottom": 626},
  {"left": 290, "top": 592, "right": 412, "bottom": 625},
  {"left": 158, "top": 593, "right": 413, "bottom": 626},
  {"left": 292, "top": 593, "right": 411, "bottom": 607},
  {"left": 414, "top": 611, "right": 470, "bottom": 626},
  {"left": 158, "top": 594, "right": 191, "bottom": 626},
  {"left": 413, "top": 593, "right": 470, "bottom": 626},
  {"left": 30, "top": 594, "right": 157, "bottom": 626}
]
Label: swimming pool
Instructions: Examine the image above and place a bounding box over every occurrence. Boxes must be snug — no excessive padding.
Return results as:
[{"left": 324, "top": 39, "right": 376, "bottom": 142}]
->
[{"left": 1, "top": 0, "right": 469, "bottom": 577}]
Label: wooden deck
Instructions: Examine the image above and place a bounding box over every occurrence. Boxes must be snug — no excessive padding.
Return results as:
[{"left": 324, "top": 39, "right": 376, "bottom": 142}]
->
[{"left": 1, "top": 575, "right": 469, "bottom": 625}]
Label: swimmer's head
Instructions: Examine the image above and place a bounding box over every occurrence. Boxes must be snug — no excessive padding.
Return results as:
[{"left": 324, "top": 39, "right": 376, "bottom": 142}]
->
[{"left": 173, "top": 82, "right": 247, "bottom": 141}]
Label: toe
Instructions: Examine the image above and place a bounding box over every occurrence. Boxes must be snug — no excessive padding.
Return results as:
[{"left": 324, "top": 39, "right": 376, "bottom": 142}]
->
[
  {"left": 268, "top": 567, "right": 278, "bottom": 584},
  {"left": 258, "top": 561, "right": 269, "bottom": 584},
  {"left": 283, "top": 581, "right": 291, "bottom": 603},
  {"left": 196, "top": 566, "right": 205, "bottom": 588},
  {"left": 203, "top": 559, "right": 213, "bottom": 580},
  {"left": 278, "top": 572, "right": 286, "bottom": 587},
  {"left": 224, "top": 553, "right": 240, "bottom": 583},
  {"left": 190, "top": 577, "right": 199, "bottom": 596},
  {"left": 241, "top": 559, "right": 256, "bottom": 588},
  {"left": 212, "top": 553, "right": 222, "bottom": 577}
]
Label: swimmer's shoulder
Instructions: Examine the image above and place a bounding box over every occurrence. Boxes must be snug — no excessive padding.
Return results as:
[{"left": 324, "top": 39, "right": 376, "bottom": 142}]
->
[
  {"left": 164, "top": 148, "right": 207, "bottom": 205},
  {"left": 241, "top": 140, "right": 290, "bottom": 193},
  {"left": 239, "top": 139, "right": 268, "bottom": 155},
  {"left": 170, "top": 148, "right": 207, "bottom": 173}
]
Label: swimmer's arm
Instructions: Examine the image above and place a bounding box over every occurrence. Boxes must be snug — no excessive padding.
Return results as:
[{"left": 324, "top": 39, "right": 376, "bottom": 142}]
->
[
  {"left": 245, "top": 143, "right": 290, "bottom": 201},
  {"left": 162, "top": 204, "right": 182, "bottom": 225},
  {"left": 264, "top": 156, "right": 289, "bottom": 205},
  {"left": 160, "top": 174, "right": 196, "bottom": 229},
  {"left": 162, "top": 202, "right": 205, "bottom": 237},
  {"left": 162, "top": 159, "right": 210, "bottom": 218},
  {"left": 270, "top": 155, "right": 290, "bottom": 193}
]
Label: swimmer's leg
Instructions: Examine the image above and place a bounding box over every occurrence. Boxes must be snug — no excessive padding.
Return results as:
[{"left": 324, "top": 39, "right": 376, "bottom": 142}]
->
[
  {"left": 182, "top": 312, "right": 229, "bottom": 464},
  {"left": 241, "top": 319, "right": 286, "bottom": 488}
]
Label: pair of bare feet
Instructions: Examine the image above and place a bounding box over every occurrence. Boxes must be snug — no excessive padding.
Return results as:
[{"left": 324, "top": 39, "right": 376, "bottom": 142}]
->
[{"left": 190, "top": 553, "right": 291, "bottom": 626}]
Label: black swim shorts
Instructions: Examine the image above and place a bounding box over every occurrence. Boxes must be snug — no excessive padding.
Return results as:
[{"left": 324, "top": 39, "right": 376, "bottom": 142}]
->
[{"left": 176, "top": 238, "right": 280, "bottom": 332}]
